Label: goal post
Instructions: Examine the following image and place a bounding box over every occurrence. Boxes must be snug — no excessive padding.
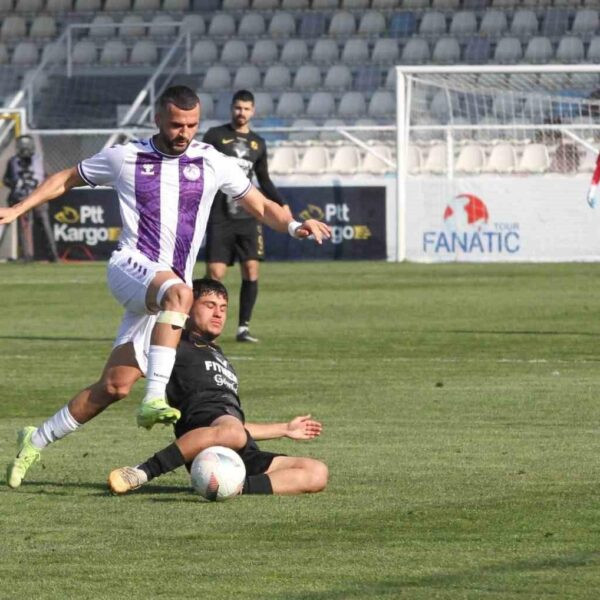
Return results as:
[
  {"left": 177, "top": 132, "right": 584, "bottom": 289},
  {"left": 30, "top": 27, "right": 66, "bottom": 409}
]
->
[{"left": 395, "top": 64, "right": 600, "bottom": 263}]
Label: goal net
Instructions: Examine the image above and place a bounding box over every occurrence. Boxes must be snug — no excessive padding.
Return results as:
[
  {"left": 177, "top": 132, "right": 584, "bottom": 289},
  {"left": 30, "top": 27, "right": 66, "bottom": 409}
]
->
[{"left": 396, "top": 65, "right": 600, "bottom": 263}]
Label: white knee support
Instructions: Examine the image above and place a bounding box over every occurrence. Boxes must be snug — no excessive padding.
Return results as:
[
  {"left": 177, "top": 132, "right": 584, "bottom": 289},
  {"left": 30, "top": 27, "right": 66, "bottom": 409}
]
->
[
  {"left": 156, "top": 310, "right": 188, "bottom": 328},
  {"left": 156, "top": 277, "right": 185, "bottom": 307}
]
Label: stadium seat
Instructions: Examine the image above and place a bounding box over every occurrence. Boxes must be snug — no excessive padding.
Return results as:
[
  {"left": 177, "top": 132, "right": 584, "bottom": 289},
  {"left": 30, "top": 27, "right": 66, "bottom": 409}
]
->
[
  {"left": 330, "top": 146, "right": 361, "bottom": 174},
  {"left": 306, "top": 91, "right": 335, "bottom": 117},
  {"left": 29, "top": 16, "right": 57, "bottom": 39},
  {"left": 450, "top": 11, "right": 477, "bottom": 36},
  {"left": 523, "top": 36, "right": 553, "bottom": 63},
  {"left": 130, "top": 40, "right": 157, "bottom": 64},
  {"left": 238, "top": 13, "right": 266, "bottom": 36},
  {"left": 487, "top": 143, "right": 517, "bottom": 173},
  {"left": 120, "top": 15, "right": 145, "bottom": 37},
  {"left": 104, "top": 0, "right": 130, "bottom": 9},
  {"left": 208, "top": 13, "right": 236, "bottom": 36},
  {"left": 587, "top": 36, "right": 600, "bottom": 61},
  {"left": 221, "top": 40, "right": 248, "bottom": 65},
  {"left": 384, "top": 68, "right": 394, "bottom": 90},
  {"left": 372, "top": 0, "right": 398, "bottom": 6},
  {"left": 518, "top": 143, "right": 550, "bottom": 173},
  {"left": 89, "top": 15, "right": 116, "bottom": 38},
  {"left": 541, "top": 8, "right": 569, "bottom": 37},
  {"left": 419, "top": 12, "right": 447, "bottom": 37},
  {"left": 270, "top": 147, "right": 299, "bottom": 175},
  {"left": 251, "top": 39, "right": 278, "bottom": 64},
  {"left": 328, "top": 12, "right": 356, "bottom": 37},
  {"left": 263, "top": 65, "right": 292, "bottom": 90},
  {"left": 293, "top": 65, "right": 322, "bottom": 90},
  {"left": 46, "top": 0, "right": 72, "bottom": 10},
  {"left": 289, "top": 118, "right": 317, "bottom": 142},
  {"left": 421, "top": 143, "right": 447, "bottom": 174},
  {"left": 0, "top": 43, "right": 8, "bottom": 64},
  {"left": 276, "top": 92, "right": 305, "bottom": 118},
  {"left": 354, "top": 65, "right": 381, "bottom": 92},
  {"left": 312, "top": 39, "right": 338, "bottom": 64},
  {"left": 223, "top": 0, "right": 249, "bottom": 8},
  {"left": 510, "top": 10, "right": 538, "bottom": 38},
  {"left": 298, "top": 146, "right": 330, "bottom": 174},
  {"left": 432, "top": 0, "right": 459, "bottom": 8},
  {"left": 401, "top": 38, "right": 430, "bottom": 63},
  {"left": 149, "top": 15, "right": 176, "bottom": 37},
  {"left": 11, "top": 41, "right": 37, "bottom": 65},
  {"left": 555, "top": 36, "right": 585, "bottom": 62},
  {"left": 358, "top": 11, "right": 386, "bottom": 36},
  {"left": 163, "top": 0, "right": 188, "bottom": 8},
  {"left": 342, "top": 0, "right": 368, "bottom": 8},
  {"left": 132, "top": 0, "right": 159, "bottom": 10},
  {"left": 462, "top": 0, "right": 487, "bottom": 7},
  {"left": 571, "top": 9, "right": 599, "bottom": 35},
  {"left": 411, "top": 114, "right": 443, "bottom": 142},
  {"left": 341, "top": 39, "right": 369, "bottom": 63},
  {"left": 338, "top": 92, "right": 366, "bottom": 118},
  {"left": 463, "top": 37, "right": 491, "bottom": 63},
  {"left": 0, "top": 16, "right": 26, "bottom": 40},
  {"left": 312, "top": 0, "right": 337, "bottom": 7},
  {"left": 192, "top": 40, "right": 218, "bottom": 65},
  {"left": 299, "top": 13, "right": 326, "bottom": 38},
  {"left": 41, "top": 40, "right": 66, "bottom": 63},
  {"left": 196, "top": 92, "right": 214, "bottom": 118},
  {"left": 362, "top": 145, "right": 393, "bottom": 174},
  {"left": 407, "top": 145, "right": 422, "bottom": 174},
  {"left": 371, "top": 39, "right": 399, "bottom": 64},
  {"left": 455, "top": 144, "right": 485, "bottom": 174},
  {"left": 181, "top": 14, "right": 205, "bottom": 35},
  {"left": 320, "top": 118, "right": 346, "bottom": 141},
  {"left": 368, "top": 91, "right": 394, "bottom": 118},
  {"left": 15, "top": 0, "right": 42, "bottom": 11},
  {"left": 253, "top": 92, "right": 275, "bottom": 117},
  {"left": 269, "top": 12, "right": 296, "bottom": 37},
  {"left": 72, "top": 40, "right": 96, "bottom": 64},
  {"left": 100, "top": 39, "right": 127, "bottom": 64},
  {"left": 233, "top": 65, "right": 261, "bottom": 89},
  {"left": 430, "top": 89, "right": 459, "bottom": 122},
  {"left": 252, "top": 0, "right": 278, "bottom": 8},
  {"left": 281, "top": 39, "right": 309, "bottom": 65},
  {"left": 402, "top": 0, "right": 428, "bottom": 7},
  {"left": 492, "top": 93, "right": 522, "bottom": 120},
  {"left": 389, "top": 12, "right": 417, "bottom": 38},
  {"left": 202, "top": 66, "right": 231, "bottom": 91},
  {"left": 479, "top": 10, "right": 508, "bottom": 36},
  {"left": 324, "top": 64, "right": 352, "bottom": 90},
  {"left": 491, "top": 0, "right": 513, "bottom": 6},
  {"left": 493, "top": 37, "right": 522, "bottom": 63},
  {"left": 432, "top": 37, "right": 461, "bottom": 64},
  {"left": 282, "top": 0, "right": 308, "bottom": 7}
]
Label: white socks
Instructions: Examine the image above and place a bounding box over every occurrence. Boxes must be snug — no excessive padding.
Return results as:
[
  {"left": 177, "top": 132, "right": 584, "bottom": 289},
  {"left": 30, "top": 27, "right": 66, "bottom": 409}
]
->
[
  {"left": 31, "top": 405, "right": 81, "bottom": 450},
  {"left": 143, "top": 345, "right": 177, "bottom": 402}
]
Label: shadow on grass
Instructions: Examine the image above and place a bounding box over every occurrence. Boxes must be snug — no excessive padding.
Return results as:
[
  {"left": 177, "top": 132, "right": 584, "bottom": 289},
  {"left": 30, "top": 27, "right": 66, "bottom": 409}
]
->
[
  {"left": 0, "top": 335, "right": 113, "bottom": 343},
  {"left": 1, "top": 480, "right": 190, "bottom": 497},
  {"left": 442, "top": 329, "right": 600, "bottom": 338}
]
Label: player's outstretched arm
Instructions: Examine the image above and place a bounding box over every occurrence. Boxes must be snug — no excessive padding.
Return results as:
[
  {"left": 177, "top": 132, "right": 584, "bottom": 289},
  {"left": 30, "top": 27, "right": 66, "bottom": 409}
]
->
[
  {"left": 246, "top": 415, "right": 323, "bottom": 441},
  {"left": 0, "top": 166, "right": 84, "bottom": 225},
  {"left": 239, "top": 186, "right": 331, "bottom": 244}
]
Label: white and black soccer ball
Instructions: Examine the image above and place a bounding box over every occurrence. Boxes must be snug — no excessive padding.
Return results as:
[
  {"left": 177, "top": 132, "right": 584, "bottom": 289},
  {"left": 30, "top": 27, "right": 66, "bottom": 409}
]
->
[{"left": 190, "top": 446, "right": 246, "bottom": 502}]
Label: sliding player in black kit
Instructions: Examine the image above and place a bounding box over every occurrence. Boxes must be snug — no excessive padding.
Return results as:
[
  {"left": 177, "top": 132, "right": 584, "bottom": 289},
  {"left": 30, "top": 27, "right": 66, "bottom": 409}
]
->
[
  {"left": 107, "top": 278, "right": 328, "bottom": 497},
  {"left": 203, "top": 90, "right": 292, "bottom": 343}
]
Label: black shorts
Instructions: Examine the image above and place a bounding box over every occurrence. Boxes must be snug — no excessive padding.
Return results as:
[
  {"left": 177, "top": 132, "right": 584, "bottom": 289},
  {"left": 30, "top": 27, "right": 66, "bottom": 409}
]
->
[
  {"left": 176, "top": 402, "right": 283, "bottom": 476},
  {"left": 205, "top": 218, "right": 264, "bottom": 266}
]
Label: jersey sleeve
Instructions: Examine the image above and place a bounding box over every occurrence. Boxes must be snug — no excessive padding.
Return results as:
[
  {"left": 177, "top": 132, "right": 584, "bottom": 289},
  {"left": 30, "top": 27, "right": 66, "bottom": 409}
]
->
[
  {"left": 212, "top": 151, "right": 252, "bottom": 200},
  {"left": 77, "top": 145, "right": 125, "bottom": 188}
]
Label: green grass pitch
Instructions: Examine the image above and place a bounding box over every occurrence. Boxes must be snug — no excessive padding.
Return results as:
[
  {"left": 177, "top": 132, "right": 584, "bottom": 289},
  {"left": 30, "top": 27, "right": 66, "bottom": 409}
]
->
[{"left": 1, "top": 260, "right": 600, "bottom": 599}]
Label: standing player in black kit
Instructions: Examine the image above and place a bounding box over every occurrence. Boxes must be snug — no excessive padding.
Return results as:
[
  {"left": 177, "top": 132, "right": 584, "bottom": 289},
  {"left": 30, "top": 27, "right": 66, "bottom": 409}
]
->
[{"left": 203, "top": 90, "right": 291, "bottom": 343}]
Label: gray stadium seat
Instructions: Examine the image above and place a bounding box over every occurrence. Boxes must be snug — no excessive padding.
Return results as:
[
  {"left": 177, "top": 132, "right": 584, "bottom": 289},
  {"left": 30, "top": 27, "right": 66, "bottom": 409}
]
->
[
  {"left": 280, "top": 39, "right": 309, "bottom": 65},
  {"left": 221, "top": 40, "right": 248, "bottom": 65},
  {"left": 432, "top": 0, "right": 459, "bottom": 8},
  {"left": 329, "top": 12, "right": 356, "bottom": 37},
  {"left": 401, "top": 38, "right": 430, "bottom": 63},
  {"left": 324, "top": 64, "right": 352, "bottom": 90},
  {"left": 233, "top": 65, "right": 261, "bottom": 89},
  {"left": 223, "top": 0, "right": 249, "bottom": 8},
  {"left": 100, "top": 39, "right": 127, "bottom": 64},
  {"left": 319, "top": 118, "right": 345, "bottom": 141},
  {"left": 72, "top": 40, "right": 96, "bottom": 65},
  {"left": 463, "top": 37, "right": 490, "bottom": 63},
  {"left": 492, "top": 93, "right": 522, "bottom": 120},
  {"left": 299, "top": 13, "right": 326, "bottom": 37},
  {"left": 163, "top": 0, "right": 188, "bottom": 8},
  {"left": 251, "top": 39, "right": 278, "bottom": 64},
  {"left": 0, "top": 16, "right": 26, "bottom": 40},
  {"left": 450, "top": 11, "right": 477, "bottom": 36},
  {"left": 0, "top": 43, "right": 8, "bottom": 64},
  {"left": 209, "top": 13, "right": 236, "bottom": 37},
  {"left": 556, "top": 36, "right": 585, "bottom": 62},
  {"left": 523, "top": 36, "right": 552, "bottom": 63},
  {"left": 384, "top": 68, "right": 394, "bottom": 89},
  {"left": 429, "top": 89, "right": 459, "bottom": 121},
  {"left": 367, "top": 90, "right": 394, "bottom": 118},
  {"left": 587, "top": 36, "right": 600, "bottom": 61},
  {"left": 282, "top": 0, "right": 309, "bottom": 8},
  {"left": 30, "top": 16, "right": 57, "bottom": 39},
  {"left": 253, "top": 92, "right": 274, "bottom": 118},
  {"left": 196, "top": 93, "right": 214, "bottom": 119},
  {"left": 330, "top": 145, "right": 361, "bottom": 174},
  {"left": 479, "top": 10, "right": 508, "bottom": 36},
  {"left": 312, "top": 39, "right": 338, "bottom": 64},
  {"left": 312, "top": 0, "right": 337, "bottom": 7},
  {"left": 419, "top": 11, "right": 446, "bottom": 36},
  {"left": 89, "top": 15, "right": 116, "bottom": 38},
  {"left": 341, "top": 38, "right": 369, "bottom": 63},
  {"left": 104, "top": 0, "right": 129, "bottom": 10},
  {"left": 372, "top": 0, "right": 398, "bottom": 6},
  {"left": 149, "top": 15, "right": 176, "bottom": 37},
  {"left": 402, "top": 0, "right": 428, "bottom": 7},
  {"left": 252, "top": 0, "right": 278, "bottom": 7},
  {"left": 0, "top": 0, "right": 13, "bottom": 9},
  {"left": 41, "top": 40, "right": 66, "bottom": 63},
  {"left": 130, "top": 40, "right": 158, "bottom": 64},
  {"left": 238, "top": 13, "right": 266, "bottom": 36},
  {"left": 372, "top": 38, "right": 399, "bottom": 64},
  {"left": 494, "top": 37, "right": 522, "bottom": 63},
  {"left": 572, "top": 9, "right": 599, "bottom": 35},
  {"left": 269, "top": 12, "right": 296, "bottom": 38},
  {"left": 542, "top": 8, "right": 569, "bottom": 37},
  {"left": 202, "top": 66, "right": 231, "bottom": 91},
  {"left": 306, "top": 91, "right": 335, "bottom": 118},
  {"left": 293, "top": 65, "right": 322, "bottom": 90},
  {"left": 338, "top": 91, "right": 366, "bottom": 118},
  {"left": 12, "top": 41, "right": 37, "bottom": 65},
  {"left": 192, "top": 40, "right": 218, "bottom": 65},
  {"left": 120, "top": 15, "right": 145, "bottom": 37},
  {"left": 132, "top": 0, "right": 159, "bottom": 10},
  {"left": 46, "top": 0, "right": 72, "bottom": 10},
  {"left": 181, "top": 15, "right": 205, "bottom": 35},
  {"left": 263, "top": 65, "right": 292, "bottom": 91},
  {"left": 510, "top": 10, "right": 538, "bottom": 38},
  {"left": 432, "top": 37, "right": 461, "bottom": 64},
  {"left": 342, "top": 0, "right": 369, "bottom": 8},
  {"left": 358, "top": 11, "right": 386, "bottom": 36},
  {"left": 276, "top": 92, "right": 305, "bottom": 118},
  {"left": 15, "top": 0, "right": 42, "bottom": 11}
]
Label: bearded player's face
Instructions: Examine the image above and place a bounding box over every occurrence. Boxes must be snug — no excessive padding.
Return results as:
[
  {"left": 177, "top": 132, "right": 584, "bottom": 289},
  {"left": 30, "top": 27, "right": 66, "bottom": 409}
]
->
[
  {"left": 188, "top": 292, "right": 228, "bottom": 340},
  {"left": 231, "top": 100, "right": 254, "bottom": 128},
  {"left": 155, "top": 103, "right": 200, "bottom": 155}
]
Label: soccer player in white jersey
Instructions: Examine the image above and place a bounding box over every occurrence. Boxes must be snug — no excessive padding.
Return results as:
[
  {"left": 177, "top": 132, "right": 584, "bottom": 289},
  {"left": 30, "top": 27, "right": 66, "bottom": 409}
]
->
[{"left": 1, "top": 85, "right": 330, "bottom": 488}]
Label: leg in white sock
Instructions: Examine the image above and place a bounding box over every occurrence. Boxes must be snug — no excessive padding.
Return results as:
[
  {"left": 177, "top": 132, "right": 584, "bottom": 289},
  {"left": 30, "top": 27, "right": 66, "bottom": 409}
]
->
[
  {"left": 31, "top": 405, "right": 82, "bottom": 450},
  {"left": 143, "top": 345, "right": 177, "bottom": 403}
]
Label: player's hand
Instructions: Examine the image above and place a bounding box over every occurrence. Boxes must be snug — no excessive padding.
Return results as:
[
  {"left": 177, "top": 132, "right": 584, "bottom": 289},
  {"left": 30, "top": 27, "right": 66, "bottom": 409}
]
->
[
  {"left": 286, "top": 415, "right": 322, "bottom": 440},
  {"left": 0, "top": 206, "right": 19, "bottom": 225},
  {"left": 294, "top": 219, "right": 331, "bottom": 244}
]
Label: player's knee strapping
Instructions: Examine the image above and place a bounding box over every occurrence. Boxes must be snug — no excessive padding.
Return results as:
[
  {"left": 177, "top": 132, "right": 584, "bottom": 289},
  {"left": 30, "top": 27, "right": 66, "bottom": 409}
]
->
[{"left": 156, "top": 278, "right": 189, "bottom": 328}]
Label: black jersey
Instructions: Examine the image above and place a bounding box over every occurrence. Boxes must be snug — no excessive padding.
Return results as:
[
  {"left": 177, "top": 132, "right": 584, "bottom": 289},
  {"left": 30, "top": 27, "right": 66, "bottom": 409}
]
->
[
  {"left": 203, "top": 123, "right": 285, "bottom": 222},
  {"left": 166, "top": 331, "right": 243, "bottom": 420}
]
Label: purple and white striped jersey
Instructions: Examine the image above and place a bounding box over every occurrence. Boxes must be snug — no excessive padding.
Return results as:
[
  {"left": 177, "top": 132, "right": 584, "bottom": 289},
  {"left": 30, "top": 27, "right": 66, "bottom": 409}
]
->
[{"left": 77, "top": 137, "right": 251, "bottom": 284}]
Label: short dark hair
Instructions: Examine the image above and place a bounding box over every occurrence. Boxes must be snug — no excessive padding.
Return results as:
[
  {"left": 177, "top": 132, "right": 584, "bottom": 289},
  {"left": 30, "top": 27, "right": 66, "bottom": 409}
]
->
[
  {"left": 192, "top": 278, "right": 228, "bottom": 301},
  {"left": 232, "top": 90, "right": 255, "bottom": 105},
  {"left": 157, "top": 85, "right": 200, "bottom": 112}
]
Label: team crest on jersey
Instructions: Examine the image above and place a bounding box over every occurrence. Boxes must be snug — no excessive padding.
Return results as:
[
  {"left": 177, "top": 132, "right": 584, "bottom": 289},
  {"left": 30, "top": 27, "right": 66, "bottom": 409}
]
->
[
  {"left": 183, "top": 163, "right": 201, "bottom": 181},
  {"left": 141, "top": 164, "right": 155, "bottom": 175},
  {"left": 250, "top": 140, "right": 259, "bottom": 150}
]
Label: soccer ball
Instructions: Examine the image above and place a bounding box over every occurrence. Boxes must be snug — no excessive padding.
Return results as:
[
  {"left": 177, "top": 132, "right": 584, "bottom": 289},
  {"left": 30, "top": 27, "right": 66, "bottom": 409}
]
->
[{"left": 190, "top": 446, "right": 246, "bottom": 502}]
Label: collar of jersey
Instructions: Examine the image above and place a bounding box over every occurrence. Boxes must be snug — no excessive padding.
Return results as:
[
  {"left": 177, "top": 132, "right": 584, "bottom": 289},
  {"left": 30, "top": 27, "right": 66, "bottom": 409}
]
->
[{"left": 149, "top": 137, "right": 188, "bottom": 159}]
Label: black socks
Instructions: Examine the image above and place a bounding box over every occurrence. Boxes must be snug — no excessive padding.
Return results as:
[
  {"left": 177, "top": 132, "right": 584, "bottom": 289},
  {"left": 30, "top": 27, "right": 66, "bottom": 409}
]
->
[
  {"left": 138, "top": 443, "right": 186, "bottom": 481},
  {"left": 239, "top": 279, "right": 258, "bottom": 327}
]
